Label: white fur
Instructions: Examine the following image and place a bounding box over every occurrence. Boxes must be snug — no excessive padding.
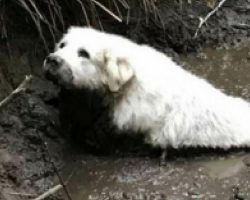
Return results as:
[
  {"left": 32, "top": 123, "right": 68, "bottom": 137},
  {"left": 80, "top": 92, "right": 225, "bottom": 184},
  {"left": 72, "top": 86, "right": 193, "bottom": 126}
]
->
[{"left": 50, "top": 26, "right": 250, "bottom": 150}]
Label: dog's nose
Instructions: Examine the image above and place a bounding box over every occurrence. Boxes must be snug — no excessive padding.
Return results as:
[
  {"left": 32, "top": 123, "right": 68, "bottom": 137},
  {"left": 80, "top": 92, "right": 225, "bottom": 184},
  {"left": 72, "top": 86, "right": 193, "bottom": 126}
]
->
[{"left": 45, "top": 55, "right": 61, "bottom": 70}]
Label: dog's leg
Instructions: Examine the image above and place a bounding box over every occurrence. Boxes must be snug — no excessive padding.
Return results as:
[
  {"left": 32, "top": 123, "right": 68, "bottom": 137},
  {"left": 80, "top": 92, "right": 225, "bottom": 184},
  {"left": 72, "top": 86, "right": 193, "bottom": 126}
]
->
[{"left": 159, "top": 148, "right": 168, "bottom": 166}]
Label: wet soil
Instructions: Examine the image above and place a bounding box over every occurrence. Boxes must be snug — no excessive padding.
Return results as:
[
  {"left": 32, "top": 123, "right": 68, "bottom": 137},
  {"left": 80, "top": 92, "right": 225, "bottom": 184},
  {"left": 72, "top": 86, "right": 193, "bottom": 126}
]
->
[
  {"left": 59, "top": 154, "right": 250, "bottom": 200},
  {"left": 182, "top": 42, "right": 250, "bottom": 100},
  {"left": 1, "top": 0, "right": 250, "bottom": 199}
]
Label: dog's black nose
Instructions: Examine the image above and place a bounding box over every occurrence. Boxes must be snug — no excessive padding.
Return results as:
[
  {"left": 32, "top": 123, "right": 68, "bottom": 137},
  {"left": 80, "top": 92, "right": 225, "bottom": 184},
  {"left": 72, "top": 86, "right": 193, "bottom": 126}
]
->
[{"left": 45, "top": 55, "right": 61, "bottom": 70}]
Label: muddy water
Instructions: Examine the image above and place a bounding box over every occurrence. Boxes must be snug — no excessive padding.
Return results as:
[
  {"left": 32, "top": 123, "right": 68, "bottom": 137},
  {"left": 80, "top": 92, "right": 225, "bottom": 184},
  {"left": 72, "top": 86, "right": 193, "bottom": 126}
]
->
[
  {"left": 58, "top": 42, "right": 250, "bottom": 200},
  {"left": 182, "top": 42, "right": 250, "bottom": 100}
]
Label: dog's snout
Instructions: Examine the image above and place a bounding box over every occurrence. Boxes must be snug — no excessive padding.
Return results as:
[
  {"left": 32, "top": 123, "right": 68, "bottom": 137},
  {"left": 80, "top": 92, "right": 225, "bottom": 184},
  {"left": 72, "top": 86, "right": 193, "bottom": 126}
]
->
[{"left": 45, "top": 55, "right": 61, "bottom": 70}]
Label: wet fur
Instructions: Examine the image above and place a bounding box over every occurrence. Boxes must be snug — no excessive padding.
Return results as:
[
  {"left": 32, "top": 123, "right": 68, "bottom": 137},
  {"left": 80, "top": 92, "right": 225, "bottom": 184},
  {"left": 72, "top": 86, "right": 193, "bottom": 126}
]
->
[{"left": 45, "top": 26, "right": 250, "bottom": 150}]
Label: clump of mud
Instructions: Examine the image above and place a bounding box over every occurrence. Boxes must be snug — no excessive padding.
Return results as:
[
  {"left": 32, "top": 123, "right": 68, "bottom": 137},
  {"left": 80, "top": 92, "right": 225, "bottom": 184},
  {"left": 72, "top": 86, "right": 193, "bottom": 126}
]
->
[{"left": 0, "top": 77, "right": 64, "bottom": 196}]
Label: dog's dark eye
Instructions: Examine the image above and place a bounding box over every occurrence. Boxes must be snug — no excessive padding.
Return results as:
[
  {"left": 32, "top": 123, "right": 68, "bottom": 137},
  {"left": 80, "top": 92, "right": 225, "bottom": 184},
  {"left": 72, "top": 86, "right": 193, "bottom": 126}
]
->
[
  {"left": 59, "top": 42, "right": 66, "bottom": 49},
  {"left": 78, "top": 49, "right": 90, "bottom": 59}
]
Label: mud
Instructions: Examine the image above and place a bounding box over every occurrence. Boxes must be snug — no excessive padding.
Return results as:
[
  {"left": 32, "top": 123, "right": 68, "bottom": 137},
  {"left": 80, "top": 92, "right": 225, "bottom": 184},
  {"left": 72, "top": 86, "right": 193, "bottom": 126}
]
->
[
  {"left": 58, "top": 154, "right": 250, "bottom": 200},
  {"left": 1, "top": 0, "right": 250, "bottom": 199},
  {"left": 182, "top": 41, "right": 250, "bottom": 100},
  {"left": 107, "top": 0, "right": 250, "bottom": 55},
  {"left": 0, "top": 77, "right": 63, "bottom": 198}
]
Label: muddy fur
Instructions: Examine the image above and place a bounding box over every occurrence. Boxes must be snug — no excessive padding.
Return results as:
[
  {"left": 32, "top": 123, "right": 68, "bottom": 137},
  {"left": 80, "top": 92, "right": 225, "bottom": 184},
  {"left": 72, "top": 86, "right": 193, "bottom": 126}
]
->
[{"left": 44, "top": 26, "right": 250, "bottom": 151}]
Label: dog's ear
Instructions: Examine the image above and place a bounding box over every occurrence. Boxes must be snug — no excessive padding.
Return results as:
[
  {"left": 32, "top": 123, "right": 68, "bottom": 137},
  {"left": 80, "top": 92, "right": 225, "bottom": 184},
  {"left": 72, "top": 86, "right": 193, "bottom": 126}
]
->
[{"left": 101, "top": 50, "right": 134, "bottom": 92}]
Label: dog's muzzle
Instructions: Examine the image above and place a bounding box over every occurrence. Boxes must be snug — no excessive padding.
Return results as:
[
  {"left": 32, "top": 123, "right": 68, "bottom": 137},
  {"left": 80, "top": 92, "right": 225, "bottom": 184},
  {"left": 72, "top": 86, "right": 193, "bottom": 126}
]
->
[
  {"left": 45, "top": 55, "right": 61, "bottom": 70},
  {"left": 43, "top": 54, "right": 73, "bottom": 86}
]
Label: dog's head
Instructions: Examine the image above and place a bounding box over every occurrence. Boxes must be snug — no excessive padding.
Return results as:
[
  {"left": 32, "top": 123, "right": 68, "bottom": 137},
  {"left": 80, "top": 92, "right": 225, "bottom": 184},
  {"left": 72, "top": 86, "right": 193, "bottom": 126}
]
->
[{"left": 43, "top": 26, "right": 135, "bottom": 92}]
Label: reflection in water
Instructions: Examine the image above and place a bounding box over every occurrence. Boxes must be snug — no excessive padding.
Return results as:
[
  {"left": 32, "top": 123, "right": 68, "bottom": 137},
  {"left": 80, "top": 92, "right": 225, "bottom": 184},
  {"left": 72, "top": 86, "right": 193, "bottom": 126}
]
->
[{"left": 194, "top": 155, "right": 246, "bottom": 179}]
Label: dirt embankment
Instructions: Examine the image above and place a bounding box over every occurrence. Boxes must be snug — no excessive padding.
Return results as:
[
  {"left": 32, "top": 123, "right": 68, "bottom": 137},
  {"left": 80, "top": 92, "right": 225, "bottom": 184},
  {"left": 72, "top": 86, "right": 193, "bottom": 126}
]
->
[{"left": 0, "top": 0, "right": 250, "bottom": 199}]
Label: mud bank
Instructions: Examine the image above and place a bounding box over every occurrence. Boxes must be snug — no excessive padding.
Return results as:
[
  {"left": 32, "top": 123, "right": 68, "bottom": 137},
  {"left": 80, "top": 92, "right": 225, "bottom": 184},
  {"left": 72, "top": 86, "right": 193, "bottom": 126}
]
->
[{"left": 1, "top": 0, "right": 250, "bottom": 199}]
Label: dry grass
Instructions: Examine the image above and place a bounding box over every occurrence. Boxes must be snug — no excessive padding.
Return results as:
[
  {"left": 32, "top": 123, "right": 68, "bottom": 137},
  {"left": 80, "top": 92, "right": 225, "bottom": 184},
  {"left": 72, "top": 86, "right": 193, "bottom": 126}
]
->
[{"left": 1, "top": 0, "right": 158, "bottom": 50}]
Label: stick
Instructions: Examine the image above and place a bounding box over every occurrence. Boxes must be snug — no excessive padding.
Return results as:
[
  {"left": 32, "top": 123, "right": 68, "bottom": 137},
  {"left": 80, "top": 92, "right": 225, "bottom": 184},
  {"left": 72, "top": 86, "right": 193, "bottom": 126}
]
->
[
  {"left": 89, "top": 0, "right": 122, "bottom": 22},
  {"left": 31, "top": 166, "right": 77, "bottom": 200},
  {"left": 36, "top": 129, "right": 73, "bottom": 200},
  {"left": 0, "top": 75, "right": 33, "bottom": 112},
  {"left": 33, "top": 184, "right": 63, "bottom": 200},
  {"left": 0, "top": 74, "right": 71, "bottom": 200},
  {"left": 9, "top": 192, "right": 37, "bottom": 197},
  {"left": 193, "top": 0, "right": 228, "bottom": 38}
]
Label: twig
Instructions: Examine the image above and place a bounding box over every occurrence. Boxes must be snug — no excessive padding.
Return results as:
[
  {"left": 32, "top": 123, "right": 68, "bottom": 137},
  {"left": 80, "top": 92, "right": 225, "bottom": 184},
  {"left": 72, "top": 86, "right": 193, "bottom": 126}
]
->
[
  {"left": 33, "top": 184, "right": 63, "bottom": 200},
  {"left": 10, "top": 167, "right": 77, "bottom": 200},
  {"left": 0, "top": 75, "right": 33, "bottom": 112},
  {"left": 9, "top": 192, "right": 37, "bottom": 197},
  {"left": 89, "top": 0, "right": 122, "bottom": 22},
  {"left": 36, "top": 129, "right": 73, "bottom": 200},
  {"left": 193, "top": 0, "right": 228, "bottom": 38},
  {"left": 65, "top": 166, "right": 78, "bottom": 184},
  {"left": 31, "top": 166, "right": 77, "bottom": 200},
  {"left": 232, "top": 23, "right": 250, "bottom": 29}
]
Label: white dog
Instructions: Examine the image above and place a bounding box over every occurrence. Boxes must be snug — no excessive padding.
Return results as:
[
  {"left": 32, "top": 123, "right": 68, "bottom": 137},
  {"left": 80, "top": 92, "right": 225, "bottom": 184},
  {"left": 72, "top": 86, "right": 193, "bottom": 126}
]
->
[{"left": 44, "top": 26, "right": 250, "bottom": 161}]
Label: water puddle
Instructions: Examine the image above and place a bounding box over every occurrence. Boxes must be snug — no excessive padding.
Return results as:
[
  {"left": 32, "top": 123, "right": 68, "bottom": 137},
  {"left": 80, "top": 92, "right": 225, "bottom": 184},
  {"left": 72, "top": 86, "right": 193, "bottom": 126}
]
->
[
  {"left": 181, "top": 41, "right": 250, "bottom": 99},
  {"left": 59, "top": 154, "right": 248, "bottom": 200},
  {"left": 193, "top": 155, "right": 247, "bottom": 179}
]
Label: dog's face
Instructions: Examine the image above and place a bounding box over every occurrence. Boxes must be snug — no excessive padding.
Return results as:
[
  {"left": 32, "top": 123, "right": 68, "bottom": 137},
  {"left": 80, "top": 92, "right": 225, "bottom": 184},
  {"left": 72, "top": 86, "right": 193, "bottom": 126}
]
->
[{"left": 43, "top": 26, "right": 134, "bottom": 92}]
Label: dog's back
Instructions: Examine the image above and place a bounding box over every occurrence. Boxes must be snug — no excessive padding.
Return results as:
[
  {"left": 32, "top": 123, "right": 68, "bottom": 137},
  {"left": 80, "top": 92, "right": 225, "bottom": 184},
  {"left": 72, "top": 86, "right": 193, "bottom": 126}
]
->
[{"left": 112, "top": 42, "right": 250, "bottom": 149}]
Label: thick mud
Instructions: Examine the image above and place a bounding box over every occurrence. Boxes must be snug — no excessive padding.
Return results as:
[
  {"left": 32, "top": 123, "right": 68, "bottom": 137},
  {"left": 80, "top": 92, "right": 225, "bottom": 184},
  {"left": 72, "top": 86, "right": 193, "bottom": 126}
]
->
[
  {"left": 1, "top": 0, "right": 250, "bottom": 199},
  {"left": 0, "top": 78, "right": 63, "bottom": 198},
  {"left": 58, "top": 154, "right": 250, "bottom": 200}
]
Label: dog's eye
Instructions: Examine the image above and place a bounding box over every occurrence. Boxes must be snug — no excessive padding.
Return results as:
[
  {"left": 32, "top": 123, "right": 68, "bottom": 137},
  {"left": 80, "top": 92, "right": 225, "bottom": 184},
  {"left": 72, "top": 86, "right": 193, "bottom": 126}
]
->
[
  {"left": 59, "top": 42, "right": 66, "bottom": 49},
  {"left": 78, "top": 49, "right": 90, "bottom": 59}
]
